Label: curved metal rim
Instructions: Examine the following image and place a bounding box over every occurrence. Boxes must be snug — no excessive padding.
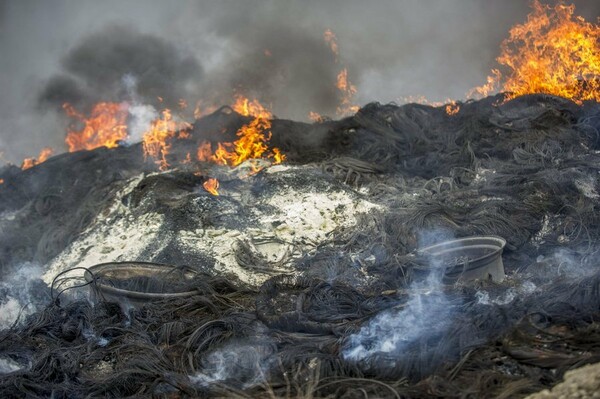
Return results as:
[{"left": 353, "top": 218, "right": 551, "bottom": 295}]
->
[
  {"left": 417, "top": 236, "right": 506, "bottom": 273},
  {"left": 84, "top": 261, "right": 198, "bottom": 300},
  {"left": 418, "top": 236, "right": 506, "bottom": 252}
]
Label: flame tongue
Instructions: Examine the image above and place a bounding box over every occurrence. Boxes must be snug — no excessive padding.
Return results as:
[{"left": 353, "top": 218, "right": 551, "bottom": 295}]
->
[
  {"left": 63, "top": 102, "right": 129, "bottom": 151},
  {"left": 214, "top": 98, "right": 272, "bottom": 166},
  {"left": 142, "top": 109, "right": 192, "bottom": 170},
  {"left": 195, "top": 96, "right": 286, "bottom": 197},
  {"left": 22, "top": 147, "right": 54, "bottom": 170},
  {"left": 197, "top": 95, "right": 285, "bottom": 168},
  {"left": 336, "top": 68, "right": 359, "bottom": 116},
  {"left": 476, "top": 0, "right": 600, "bottom": 103},
  {"left": 203, "top": 178, "right": 219, "bottom": 196}
]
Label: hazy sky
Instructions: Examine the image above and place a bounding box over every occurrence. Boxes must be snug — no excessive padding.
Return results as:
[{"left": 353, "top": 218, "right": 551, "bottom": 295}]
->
[{"left": 0, "top": 0, "right": 598, "bottom": 162}]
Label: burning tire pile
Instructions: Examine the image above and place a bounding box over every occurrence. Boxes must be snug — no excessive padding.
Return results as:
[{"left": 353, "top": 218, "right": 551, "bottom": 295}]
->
[{"left": 1, "top": 93, "right": 600, "bottom": 397}]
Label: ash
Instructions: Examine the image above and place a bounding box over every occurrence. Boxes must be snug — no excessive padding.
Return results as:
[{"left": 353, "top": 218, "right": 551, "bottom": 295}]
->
[{"left": 2, "top": 94, "right": 600, "bottom": 397}]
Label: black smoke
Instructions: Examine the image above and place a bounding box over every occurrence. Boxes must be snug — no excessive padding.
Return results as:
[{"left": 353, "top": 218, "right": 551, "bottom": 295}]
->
[
  {"left": 39, "top": 25, "right": 204, "bottom": 113},
  {"left": 0, "top": 0, "right": 598, "bottom": 162}
]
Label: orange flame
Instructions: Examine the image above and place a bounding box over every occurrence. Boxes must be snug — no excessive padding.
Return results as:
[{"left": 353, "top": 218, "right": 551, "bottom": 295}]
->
[
  {"left": 0, "top": 179, "right": 4, "bottom": 185},
  {"left": 308, "top": 111, "right": 323, "bottom": 122},
  {"left": 324, "top": 29, "right": 339, "bottom": 59},
  {"left": 271, "top": 148, "right": 285, "bottom": 164},
  {"left": 142, "top": 109, "right": 192, "bottom": 170},
  {"left": 336, "top": 69, "right": 360, "bottom": 116},
  {"left": 194, "top": 101, "right": 218, "bottom": 120},
  {"left": 63, "top": 102, "right": 129, "bottom": 152},
  {"left": 203, "top": 178, "right": 219, "bottom": 196},
  {"left": 197, "top": 141, "right": 213, "bottom": 162},
  {"left": 475, "top": 0, "right": 600, "bottom": 103},
  {"left": 445, "top": 101, "right": 460, "bottom": 116},
  {"left": 22, "top": 147, "right": 54, "bottom": 170},
  {"left": 197, "top": 95, "right": 285, "bottom": 169}
]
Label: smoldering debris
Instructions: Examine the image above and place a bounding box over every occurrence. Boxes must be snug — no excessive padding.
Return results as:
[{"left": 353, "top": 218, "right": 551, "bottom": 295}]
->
[{"left": 1, "top": 94, "right": 600, "bottom": 397}]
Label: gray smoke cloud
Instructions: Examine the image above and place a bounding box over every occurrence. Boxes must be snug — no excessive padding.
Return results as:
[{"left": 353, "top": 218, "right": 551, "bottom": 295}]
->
[
  {"left": 0, "top": 262, "right": 46, "bottom": 329},
  {"left": 38, "top": 25, "right": 204, "bottom": 113},
  {"left": 0, "top": 0, "right": 598, "bottom": 163}
]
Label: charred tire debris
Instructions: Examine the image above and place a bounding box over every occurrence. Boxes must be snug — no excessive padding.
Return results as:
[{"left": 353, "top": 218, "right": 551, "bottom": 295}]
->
[{"left": 1, "top": 94, "right": 600, "bottom": 397}]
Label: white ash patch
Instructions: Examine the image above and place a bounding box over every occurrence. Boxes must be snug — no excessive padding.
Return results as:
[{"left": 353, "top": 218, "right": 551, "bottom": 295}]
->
[
  {"left": 574, "top": 177, "right": 599, "bottom": 199},
  {"left": 179, "top": 185, "right": 380, "bottom": 286},
  {"left": 532, "top": 214, "right": 552, "bottom": 245},
  {"left": 45, "top": 166, "right": 380, "bottom": 288},
  {"left": 262, "top": 189, "right": 375, "bottom": 243},
  {"left": 0, "top": 210, "right": 18, "bottom": 223},
  {"left": 473, "top": 167, "right": 496, "bottom": 184},
  {"left": 43, "top": 175, "right": 167, "bottom": 284},
  {"left": 43, "top": 211, "right": 166, "bottom": 284}
]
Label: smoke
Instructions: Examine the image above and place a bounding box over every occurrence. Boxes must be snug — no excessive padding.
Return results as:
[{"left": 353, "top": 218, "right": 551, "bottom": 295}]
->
[
  {"left": 475, "top": 281, "right": 537, "bottom": 306},
  {"left": 343, "top": 270, "right": 452, "bottom": 362},
  {"left": 190, "top": 339, "right": 274, "bottom": 389},
  {"left": 0, "top": 357, "right": 24, "bottom": 374},
  {"left": 1, "top": 0, "right": 599, "bottom": 162},
  {"left": 534, "top": 248, "right": 597, "bottom": 279},
  {"left": 38, "top": 25, "right": 203, "bottom": 113},
  {"left": 343, "top": 229, "right": 456, "bottom": 362},
  {"left": 0, "top": 263, "right": 47, "bottom": 329}
]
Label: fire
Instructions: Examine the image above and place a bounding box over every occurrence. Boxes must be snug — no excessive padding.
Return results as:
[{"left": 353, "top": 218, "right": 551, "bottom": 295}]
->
[
  {"left": 322, "top": 29, "right": 359, "bottom": 116},
  {"left": 203, "top": 178, "right": 219, "bottom": 196},
  {"left": 271, "top": 148, "right": 285, "bottom": 164},
  {"left": 197, "top": 95, "right": 285, "bottom": 169},
  {"left": 445, "top": 101, "right": 460, "bottom": 116},
  {"left": 142, "top": 109, "right": 192, "bottom": 170},
  {"left": 324, "top": 29, "right": 339, "bottom": 59},
  {"left": 0, "top": 179, "right": 4, "bottom": 185},
  {"left": 476, "top": 0, "right": 600, "bottom": 103},
  {"left": 22, "top": 147, "right": 54, "bottom": 170},
  {"left": 194, "top": 101, "right": 218, "bottom": 120},
  {"left": 231, "top": 95, "right": 272, "bottom": 119},
  {"left": 336, "top": 69, "right": 360, "bottom": 116},
  {"left": 63, "top": 102, "right": 129, "bottom": 152},
  {"left": 197, "top": 141, "right": 212, "bottom": 162},
  {"left": 308, "top": 111, "right": 323, "bottom": 122},
  {"left": 213, "top": 96, "right": 272, "bottom": 166}
]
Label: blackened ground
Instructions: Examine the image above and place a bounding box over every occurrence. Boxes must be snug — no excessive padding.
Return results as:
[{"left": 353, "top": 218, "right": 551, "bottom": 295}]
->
[{"left": 1, "top": 94, "right": 600, "bottom": 397}]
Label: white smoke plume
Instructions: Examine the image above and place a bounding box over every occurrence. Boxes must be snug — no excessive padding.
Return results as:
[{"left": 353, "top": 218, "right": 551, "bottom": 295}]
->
[
  {"left": 343, "top": 268, "right": 452, "bottom": 361},
  {"left": 343, "top": 229, "right": 456, "bottom": 361},
  {"left": 121, "top": 74, "right": 159, "bottom": 144},
  {"left": 191, "top": 340, "right": 274, "bottom": 389},
  {"left": 0, "top": 357, "right": 24, "bottom": 374},
  {"left": 0, "top": 263, "right": 47, "bottom": 329}
]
